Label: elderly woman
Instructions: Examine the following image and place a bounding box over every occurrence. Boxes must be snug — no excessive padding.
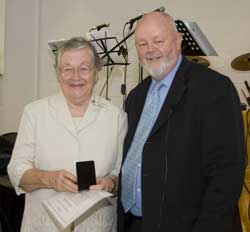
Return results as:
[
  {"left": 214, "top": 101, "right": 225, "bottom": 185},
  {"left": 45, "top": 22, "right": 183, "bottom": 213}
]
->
[{"left": 7, "top": 37, "right": 127, "bottom": 232}]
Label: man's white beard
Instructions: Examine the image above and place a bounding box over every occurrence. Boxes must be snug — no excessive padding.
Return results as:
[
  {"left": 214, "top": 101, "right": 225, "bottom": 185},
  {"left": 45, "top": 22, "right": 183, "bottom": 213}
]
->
[{"left": 141, "top": 57, "right": 172, "bottom": 78}]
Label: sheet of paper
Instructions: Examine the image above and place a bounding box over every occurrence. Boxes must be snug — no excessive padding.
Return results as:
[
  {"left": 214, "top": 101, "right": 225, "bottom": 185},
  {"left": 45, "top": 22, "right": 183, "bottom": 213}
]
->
[{"left": 43, "top": 190, "right": 112, "bottom": 230}]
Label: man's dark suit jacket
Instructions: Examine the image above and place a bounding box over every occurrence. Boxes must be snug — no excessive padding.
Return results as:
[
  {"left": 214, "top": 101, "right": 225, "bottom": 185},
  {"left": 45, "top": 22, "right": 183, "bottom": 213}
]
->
[{"left": 117, "top": 57, "right": 246, "bottom": 232}]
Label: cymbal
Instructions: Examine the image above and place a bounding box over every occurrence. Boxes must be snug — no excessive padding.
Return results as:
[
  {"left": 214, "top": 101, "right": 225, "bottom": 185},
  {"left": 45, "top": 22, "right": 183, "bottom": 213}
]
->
[
  {"left": 231, "top": 53, "right": 250, "bottom": 71},
  {"left": 185, "top": 56, "right": 210, "bottom": 67}
]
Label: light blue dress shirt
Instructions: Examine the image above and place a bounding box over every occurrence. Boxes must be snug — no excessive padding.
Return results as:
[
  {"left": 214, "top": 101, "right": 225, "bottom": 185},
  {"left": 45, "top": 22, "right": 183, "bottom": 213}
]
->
[{"left": 130, "top": 55, "right": 182, "bottom": 216}]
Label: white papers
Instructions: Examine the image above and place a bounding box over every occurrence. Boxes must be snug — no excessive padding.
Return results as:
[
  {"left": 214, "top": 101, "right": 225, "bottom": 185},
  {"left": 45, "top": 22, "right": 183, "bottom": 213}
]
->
[{"left": 43, "top": 190, "right": 112, "bottom": 230}]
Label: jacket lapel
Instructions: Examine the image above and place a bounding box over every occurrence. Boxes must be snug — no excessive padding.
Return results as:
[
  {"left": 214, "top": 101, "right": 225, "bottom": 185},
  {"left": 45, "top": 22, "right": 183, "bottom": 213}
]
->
[
  {"left": 48, "top": 93, "right": 102, "bottom": 137},
  {"left": 76, "top": 96, "right": 101, "bottom": 133},
  {"left": 48, "top": 92, "right": 77, "bottom": 137}
]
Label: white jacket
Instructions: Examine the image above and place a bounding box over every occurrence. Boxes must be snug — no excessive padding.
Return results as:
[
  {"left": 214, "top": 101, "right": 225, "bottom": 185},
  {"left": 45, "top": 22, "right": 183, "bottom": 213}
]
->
[{"left": 8, "top": 92, "right": 127, "bottom": 232}]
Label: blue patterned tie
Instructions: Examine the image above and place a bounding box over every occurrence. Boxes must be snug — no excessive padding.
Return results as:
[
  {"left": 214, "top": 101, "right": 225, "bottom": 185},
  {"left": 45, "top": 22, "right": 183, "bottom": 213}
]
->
[{"left": 121, "top": 81, "right": 162, "bottom": 212}]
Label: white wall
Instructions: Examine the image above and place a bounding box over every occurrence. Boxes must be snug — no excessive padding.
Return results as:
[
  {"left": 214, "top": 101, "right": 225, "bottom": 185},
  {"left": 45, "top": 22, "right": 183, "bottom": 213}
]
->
[
  {"left": 0, "top": 0, "right": 40, "bottom": 133},
  {"left": 0, "top": 0, "right": 250, "bottom": 133},
  {"left": 0, "top": 0, "right": 4, "bottom": 76}
]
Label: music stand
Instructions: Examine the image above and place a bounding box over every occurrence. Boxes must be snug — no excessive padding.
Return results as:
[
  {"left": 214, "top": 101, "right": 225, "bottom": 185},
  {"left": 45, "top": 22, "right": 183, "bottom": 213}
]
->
[
  {"left": 175, "top": 20, "right": 218, "bottom": 56},
  {"left": 88, "top": 30, "right": 130, "bottom": 100},
  {"left": 88, "top": 34, "right": 129, "bottom": 66}
]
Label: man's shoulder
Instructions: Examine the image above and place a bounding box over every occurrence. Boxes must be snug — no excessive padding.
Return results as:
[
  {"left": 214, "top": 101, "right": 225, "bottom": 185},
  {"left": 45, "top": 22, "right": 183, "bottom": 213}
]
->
[
  {"left": 128, "top": 76, "right": 151, "bottom": 97},
  {"left": 185, "top": 62, "right": 237, "bottom": 104},
  {"left": 187, "top": 60, "right": 230, "bottom": 85}
]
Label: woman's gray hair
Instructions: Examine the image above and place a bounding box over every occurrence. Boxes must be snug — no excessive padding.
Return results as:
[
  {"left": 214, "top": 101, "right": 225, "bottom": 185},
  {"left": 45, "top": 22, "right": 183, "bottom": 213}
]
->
[{"left": 55, "top": 37, "right": 102, "bottom": 72}]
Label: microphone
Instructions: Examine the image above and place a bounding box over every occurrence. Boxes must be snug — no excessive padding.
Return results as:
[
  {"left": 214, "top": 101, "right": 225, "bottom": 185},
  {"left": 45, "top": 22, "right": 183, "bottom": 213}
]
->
[
  {"left": 128, "top": 6, "right": 165, "bottom": 29},
  {"left": 89, "top": 23, "right": 110, "bottom": 32}
]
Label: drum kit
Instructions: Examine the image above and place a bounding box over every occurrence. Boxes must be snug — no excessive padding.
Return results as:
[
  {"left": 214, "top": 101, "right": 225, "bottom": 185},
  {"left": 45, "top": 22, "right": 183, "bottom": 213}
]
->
[
  {"left": 231, "top": 53, "right": 250, "bottom": 71},
  {"left": 185, "top": 56, "right": 210, "bottom": 67},
  {"left": 185, "top": 53, "right": 250, "bottom": 71},
  {"left": 230, "top": 53, "right": 250, "bottom": 109},
  {"left": 230, "top": 54, "right": 250, "bottom": 232}
]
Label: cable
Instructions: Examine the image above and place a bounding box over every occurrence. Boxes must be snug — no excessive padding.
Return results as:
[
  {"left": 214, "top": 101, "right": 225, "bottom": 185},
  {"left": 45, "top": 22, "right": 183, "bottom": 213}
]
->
[{"left": 121, "top": 23, "right": 130, "bottom": 108}]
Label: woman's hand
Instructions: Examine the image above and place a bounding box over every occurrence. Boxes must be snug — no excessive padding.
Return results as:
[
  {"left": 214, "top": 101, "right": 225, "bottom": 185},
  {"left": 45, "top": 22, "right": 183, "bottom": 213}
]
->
[
  {"left": 89, "top": 176, "right": 118, "bottom": 193},
  {"left": 48, "top": 170, "right": 78, "bottom": 193},
  {"left": 20, "top": 168, "right": 78, "bottom": 193}
]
